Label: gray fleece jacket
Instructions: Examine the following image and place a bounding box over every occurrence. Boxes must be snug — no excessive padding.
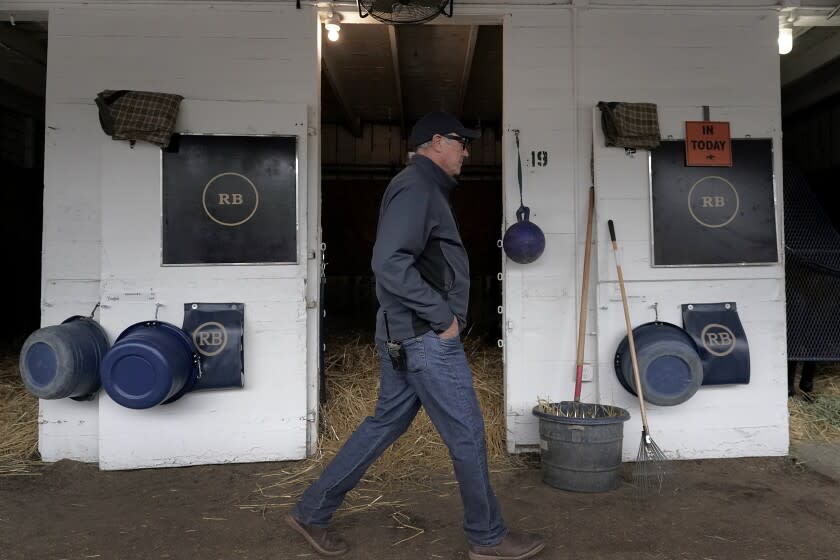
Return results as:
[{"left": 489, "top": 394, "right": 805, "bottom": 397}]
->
[{"left": 372, "top": 155, "right": 469, "bottom": 344}]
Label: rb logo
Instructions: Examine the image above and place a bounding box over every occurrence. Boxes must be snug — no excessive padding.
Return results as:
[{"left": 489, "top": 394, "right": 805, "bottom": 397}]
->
[
  {"left": 700, "top": 323, "right": 736, "bottom": 357},
  {"left": 192, "top": 321, "right": 228, "bottom": 357}
]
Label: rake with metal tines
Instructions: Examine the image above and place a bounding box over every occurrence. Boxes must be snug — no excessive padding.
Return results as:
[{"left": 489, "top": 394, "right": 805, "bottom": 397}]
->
[{"left": 608, "top": 219, "right": 669, "bottom": 494}]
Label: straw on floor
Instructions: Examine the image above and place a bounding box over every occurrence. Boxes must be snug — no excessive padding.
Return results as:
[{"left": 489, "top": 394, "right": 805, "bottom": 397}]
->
[
  {"left": 249, "top": 334, "right": 524, "bottom": 514},
  {"left": 0, "top": 349, "right": 39, "bottom": 476},
  {"left": 789, "top": 363, "right": 840, "bottom": 442}
]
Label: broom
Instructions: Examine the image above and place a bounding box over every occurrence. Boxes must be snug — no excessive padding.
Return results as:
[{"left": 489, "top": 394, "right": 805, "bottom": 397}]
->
[{"left": 607, "top": 219, "right": 668, "bottom": 493}]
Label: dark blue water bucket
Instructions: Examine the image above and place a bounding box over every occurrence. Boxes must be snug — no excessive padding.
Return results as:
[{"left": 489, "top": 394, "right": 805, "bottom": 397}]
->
[
  {"left": 100, "top": 321, "right": 198, "bottom": 409},
  {"left": 19, "top": 316, "right": 110, "bottom": 400},
  {"left": 614, "top": 321, "right": 703, "bottom": 406}
]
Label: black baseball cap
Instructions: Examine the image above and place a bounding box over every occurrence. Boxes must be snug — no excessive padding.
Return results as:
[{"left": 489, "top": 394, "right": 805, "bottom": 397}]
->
[{"left": 408, "top": 111, "right": 481, "bottom": 149}]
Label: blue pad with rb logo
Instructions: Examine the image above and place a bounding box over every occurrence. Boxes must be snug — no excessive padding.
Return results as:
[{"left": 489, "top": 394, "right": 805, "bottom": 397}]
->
[
  {"left": 681, "top": 302, "right": 750, "bottom": 385},
  {"left": 182, "top": 303, "right": 244, "bottom": 390}
]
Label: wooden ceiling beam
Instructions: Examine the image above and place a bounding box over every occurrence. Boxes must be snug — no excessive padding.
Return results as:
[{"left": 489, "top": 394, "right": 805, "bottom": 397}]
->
[
  {"left": 457, "top": 26, "right": 479, "bottom": 119},
  {"left": 322, "top": 47, "right": 362, "bottom": 138},
  {"left": 387, "top": 25, "right": 406, "bottom": 135}
]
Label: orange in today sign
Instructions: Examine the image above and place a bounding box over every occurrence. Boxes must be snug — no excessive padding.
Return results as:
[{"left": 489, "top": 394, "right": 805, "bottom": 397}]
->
[{"left": 685, "top": 121, "right": 732, "bottom": 167}]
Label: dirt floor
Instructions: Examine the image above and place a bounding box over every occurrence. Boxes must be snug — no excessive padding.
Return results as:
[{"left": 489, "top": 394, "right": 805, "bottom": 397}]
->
[
  {"left": 3, "top": 348, "right": 839, "bottom": 559},
  {"left": 1, "top": 455, "right": 839, "bottom": 560}
]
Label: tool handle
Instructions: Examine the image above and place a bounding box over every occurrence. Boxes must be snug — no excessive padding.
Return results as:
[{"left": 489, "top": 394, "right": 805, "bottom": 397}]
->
[
  {"left": 574, "top": 186, "right": 595, "bottom": 401},
  {"left": 616, "top": 265, "right": 650, "bottom": 429},
  {"left": 609, "top": 220, "right": 651, "bottom": 430}
]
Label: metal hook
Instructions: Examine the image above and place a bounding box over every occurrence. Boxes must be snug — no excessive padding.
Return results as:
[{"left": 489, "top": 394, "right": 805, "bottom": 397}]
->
[
  {"left": 89, "top": 301, "right": 101, "bottom": 319},
  {"left": 652, "top": 302, "right": 659, "bottom": 321},
  {"left": 154, "top": 303, "right": 163, "bottom": 320}
]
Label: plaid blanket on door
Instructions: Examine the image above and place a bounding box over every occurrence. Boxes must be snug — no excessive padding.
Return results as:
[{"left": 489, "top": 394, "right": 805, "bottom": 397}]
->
[
  {"left": 95, "top": 90, "right": 184, "bottom": 148},
  {"left": 597, "top": 101, "right": 661, "bottom": 150}
]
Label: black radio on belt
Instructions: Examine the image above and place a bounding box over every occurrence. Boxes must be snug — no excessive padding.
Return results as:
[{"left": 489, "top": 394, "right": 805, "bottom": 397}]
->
[{"left": 384, "top": 311, "right": 407, "bottom": 371}]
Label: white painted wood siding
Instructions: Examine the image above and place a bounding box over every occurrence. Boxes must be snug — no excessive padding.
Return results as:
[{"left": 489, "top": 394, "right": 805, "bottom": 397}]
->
[
  {"left": 503, "top": 6, "right": 787, "bottom": 460},
  {"left": 39, "top": 3, "right": 321, "bottom": 469},
  {"left": 502, "top": 8, "right": 580, "bottom": 452},
  {"left": 586, "top": 9, "right": 787, "bottom": 460}
]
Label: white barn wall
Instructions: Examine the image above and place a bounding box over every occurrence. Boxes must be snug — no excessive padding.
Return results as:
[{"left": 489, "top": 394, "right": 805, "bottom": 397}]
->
[
  {"left": 503, "top": 6, "right": 786, "bottom": 458},
  {"left": 502, "top": 9, "right": 580, "bottom": 450},
  {"left": 38, "top": 99, "right": 105, "bottom": 461},
  {"left": 39, "top": 3, "right": 321, "bottom": 468},
  {"left": 586, "top": 9, "right": 787, "bottom": 460}
]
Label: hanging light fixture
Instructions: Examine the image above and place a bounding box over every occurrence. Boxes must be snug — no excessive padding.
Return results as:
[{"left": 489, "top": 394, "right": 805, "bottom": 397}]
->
[
  {"left": 778, "top": 23, "right": 793, "bottom": 55},
  {"left": 324, "top": 10, "right": 342, "bottom": 42}
]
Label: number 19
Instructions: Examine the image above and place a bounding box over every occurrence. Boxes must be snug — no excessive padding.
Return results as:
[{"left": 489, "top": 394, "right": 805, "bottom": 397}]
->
[{"left": 530, "top": 151, "right": 548, "bottom": 167}]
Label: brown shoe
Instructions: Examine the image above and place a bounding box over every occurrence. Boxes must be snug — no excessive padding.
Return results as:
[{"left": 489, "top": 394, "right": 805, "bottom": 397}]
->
[
  {"left": 284, "top": 513, "right": 349, "bottom": 557},
  {"left": 468, "top": 530, "right": 546, "bottom": 560}
]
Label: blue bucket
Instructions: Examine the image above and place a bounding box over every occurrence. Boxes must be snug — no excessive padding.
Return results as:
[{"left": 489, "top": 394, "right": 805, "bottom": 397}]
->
[
  {"left": 100, "top": 321, "right": 198, "bottom": 409},
  {"left": 19, "top": 316, "right": 110, "bottom": 400},
  {"left": 614, "top": 321, "right": 703, "bottom": 406}
]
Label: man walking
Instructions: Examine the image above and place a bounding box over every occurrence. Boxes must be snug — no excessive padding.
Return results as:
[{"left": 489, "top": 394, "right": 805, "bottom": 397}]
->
[{"left": 286, "top": 111, "right": 545, "bottom": 560}]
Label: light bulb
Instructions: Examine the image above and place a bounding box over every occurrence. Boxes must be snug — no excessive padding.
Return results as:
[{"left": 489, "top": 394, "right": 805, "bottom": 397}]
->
[
  {"left": 778, "top": 26, "right": 793, "bottom": 55},
  {"left": 323, "top": 9, "right": 341, "bottom": 42}
]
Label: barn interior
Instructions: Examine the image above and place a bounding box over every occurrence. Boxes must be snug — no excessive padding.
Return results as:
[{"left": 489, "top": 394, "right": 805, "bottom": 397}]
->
[
  {"left": 319, "top": 23, "right": 503, "bottom": 343},
  {"left": 781, "top": 23, "right": 840, "bottom": 229},
  {"left": 780, "top": 21, "right": 840, "bottom": 373}
]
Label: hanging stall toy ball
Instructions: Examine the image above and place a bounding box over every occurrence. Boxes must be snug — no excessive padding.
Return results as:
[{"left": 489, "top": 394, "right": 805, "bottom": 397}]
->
[{"left": 503, "top": 205, "right": 546, "bottom": 264}]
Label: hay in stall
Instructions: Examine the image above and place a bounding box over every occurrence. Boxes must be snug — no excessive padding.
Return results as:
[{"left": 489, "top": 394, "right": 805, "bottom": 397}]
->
[
  {"left": 789, "top": 363, "right": 840, "bottom": 442},
  {"left": 250, "top": 334, "right": 524, "bottom": 513},
  {"left": 534, "top": 399, "right": 627, "bottom": 419},
  {"left": 0, "top": 348, "right": 39, "bottom": 476},
  {"left": 316, "top": 334, "right": 521, "bottom": 480}
]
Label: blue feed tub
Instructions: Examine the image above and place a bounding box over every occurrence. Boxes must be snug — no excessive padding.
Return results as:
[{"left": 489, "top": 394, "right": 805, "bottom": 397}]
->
[
  {"left": 614, "top": 321, "right": 703, "bottom": 407},
  {"left": 19, "top": 316, "right": 110, "bottom": 400},
  {"left": 100, "top": 321, "right": 198, "bottom": 409}
]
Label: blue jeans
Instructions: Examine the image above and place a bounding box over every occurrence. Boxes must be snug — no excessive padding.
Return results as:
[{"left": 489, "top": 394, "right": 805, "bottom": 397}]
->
[{"left": 291, "top": 331, "right": 507, "bottom": 546}]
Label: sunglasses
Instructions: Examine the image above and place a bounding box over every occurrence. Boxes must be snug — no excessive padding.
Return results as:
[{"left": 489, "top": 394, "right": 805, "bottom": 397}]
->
[{"left": 440, "top": 134, "right": 471, "bottom": 149}]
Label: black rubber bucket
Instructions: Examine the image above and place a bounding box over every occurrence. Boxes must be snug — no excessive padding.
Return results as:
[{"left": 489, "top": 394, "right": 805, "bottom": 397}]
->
[
  {"left": 19, "top": 316, "right": 110, "bottom": 400},
  {"left": 532, "top": 402, "right": 630, "bottom": 493}
]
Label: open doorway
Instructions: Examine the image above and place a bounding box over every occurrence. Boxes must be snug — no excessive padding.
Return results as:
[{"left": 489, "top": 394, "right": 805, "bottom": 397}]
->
[
  {"left": 780, "top": 26, "right": 840, "bottom": 405},
  {"left": 318, "top": 23, "right": 503, "bottom": 410},
  {"left": 0, "top": 18, "right": 46, "bottom": 348}
]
